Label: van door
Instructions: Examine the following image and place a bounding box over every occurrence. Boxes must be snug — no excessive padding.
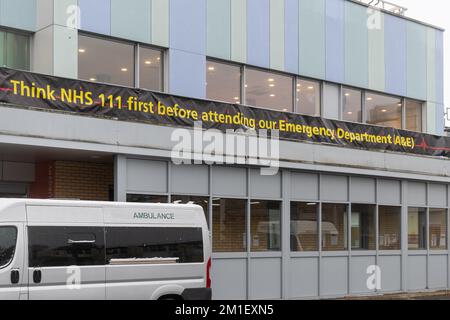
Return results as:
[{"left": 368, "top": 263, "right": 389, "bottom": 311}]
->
[
  {"left": 0, "top": 223, "right": 25, "bottom": 300},
  {"left": 27, "top": 226, "right": 106, "bottom": 300}
]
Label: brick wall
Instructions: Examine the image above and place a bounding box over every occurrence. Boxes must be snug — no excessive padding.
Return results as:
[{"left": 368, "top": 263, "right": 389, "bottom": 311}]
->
[{"left": 30, "top": 161, "right": 113, "bottom": 201}]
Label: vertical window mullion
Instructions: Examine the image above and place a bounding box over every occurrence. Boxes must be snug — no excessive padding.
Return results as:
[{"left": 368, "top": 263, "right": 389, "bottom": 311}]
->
[{"left": 135, "top": 43, "right": 140, "bottom": 88}]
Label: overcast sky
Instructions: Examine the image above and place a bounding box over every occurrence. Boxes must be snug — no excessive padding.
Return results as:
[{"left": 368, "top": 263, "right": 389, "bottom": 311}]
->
[{"left": 392, "top": 0, "right": 449, "bottom": 126}]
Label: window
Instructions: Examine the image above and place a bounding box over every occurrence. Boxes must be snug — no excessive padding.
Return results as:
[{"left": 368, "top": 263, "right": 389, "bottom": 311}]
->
[
  {"left": 212, "top": 198, "right": 246, "bottom": 252},
  {"left": 245, "top": 68, "right": 293, "bottom": 112},
  {"left": 296, "top": 79, "right": 320, "bottom": 116},
  {"left": 0, "top": 31, "right": 30, "bottom": 70},
  {"left": 106, "top": 227, "right": 203, "bottom": 264},
  {"left": 378, "top": 206, "right": 401, "bottom": 250},
  {"left": 290, "top": 202, "right": 318, "bottom": 252},
  {"left": 351, "top": 204, "right": 376, "bottom": 250},
  {"left": 322, "top": 204, "right": 348, "bottom": 251},
  {"left": 405, "top": 99, "right": 423, "bottom": 132},
  {"left": 79, "top": 35, "right": 134, "bottom": 87},
  {"left": 408, "top": 207, "right": 427, "bottom": 250},
  {"left": 139, "top": 46, "right": 163, "bottom": 91},
  {"left": 206, "top": 60, "right": 241, "bottom": 104},
  {"left": 172, "top": 195, "right": 209, "bottom": 222},
  {"left": 28, "top": 227, "right": 105, "bottom": 267},
  {"left": 429, "top": 209, "right": 447, "bottom": 250},
  {"left": 251, "top": 201, "right": 281, "bottom": 252},
  {"left": 0, "top": 227, "right": 17, "bottom": 268},
  {"left": 365, "top": 92, "right": 402, "bottom": 129},
  {"left": 343, "top": 87, "right": 362, "bottom": 123},
  {"left": 127, "top": 194, "right": 168, "bottom": 203}
]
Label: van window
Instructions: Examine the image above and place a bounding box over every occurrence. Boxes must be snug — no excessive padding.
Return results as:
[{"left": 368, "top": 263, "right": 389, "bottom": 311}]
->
[
  {"left": 106, "top": 227, "right": 204, "bottom": 264},
  {"left": 28, "top": 227, "right": 105, "bottom": 267},
  {"left": 0, "top": 227, "right": 17, "bottom": 268}
]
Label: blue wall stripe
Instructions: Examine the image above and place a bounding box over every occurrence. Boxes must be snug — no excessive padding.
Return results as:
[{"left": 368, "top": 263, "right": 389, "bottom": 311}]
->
[
  {"left": 169, "top": 49, "right": 206, "bottom": 99},
  {"left": 325, "top": 0, "right": 344, "bottom": 83},
  {"left": 436, "top": 31, "right": 444, "bottom": 105},
  {"left": 284, "top": 0, "right": 298, "bottom": 74},
  {"left": 247, "top": 0, "right": 270, "bottom": 68},
  {"left": 79, "top": 0, "right": 111, "bottom": 35},
  {"left": 384, "top": 14, "right": 406, "bottom": 97},
  {"left": 170, "top": 0, "right": 206, "bottom": 55}
]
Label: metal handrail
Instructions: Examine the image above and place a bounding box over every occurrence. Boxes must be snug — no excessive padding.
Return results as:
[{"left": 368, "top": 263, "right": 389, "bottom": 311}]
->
[{"left": 356, "top": 0, "right": 408, "bottom": 16}]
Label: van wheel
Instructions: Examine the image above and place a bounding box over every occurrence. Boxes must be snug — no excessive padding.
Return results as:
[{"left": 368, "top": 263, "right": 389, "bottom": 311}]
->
[{"left": 158, "top": 295, "right": 182, "bottom": 301}]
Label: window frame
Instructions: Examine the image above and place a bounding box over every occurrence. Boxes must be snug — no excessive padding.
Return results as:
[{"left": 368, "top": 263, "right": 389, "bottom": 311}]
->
[
  {"left": 78, "top": 31, "right": 165, "bottom": 92},
  {"left": 0, "top": 225, "right": 18, "bottom": 269}
]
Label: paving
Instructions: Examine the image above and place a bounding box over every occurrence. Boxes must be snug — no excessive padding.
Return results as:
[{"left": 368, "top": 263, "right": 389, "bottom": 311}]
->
[{"left": 337, "top": 291, "right": 450, "bottom": 300}]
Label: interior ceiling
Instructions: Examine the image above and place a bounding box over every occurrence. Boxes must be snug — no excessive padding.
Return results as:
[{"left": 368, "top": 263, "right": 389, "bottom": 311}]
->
[{"left": 0, "top": 144, "right": 113, "bottom": 163}]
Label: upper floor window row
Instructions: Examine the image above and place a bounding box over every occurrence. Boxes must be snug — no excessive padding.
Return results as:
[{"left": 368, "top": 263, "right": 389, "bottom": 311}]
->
[
  {"left": 0, "top": 29, "right": 30, "bottom": 71},
  {"left": 78, "top": 34, "right": 163, "bottom": 92},
  {"left": 207, "top": 59, "right": 425, "bottom": 133}
]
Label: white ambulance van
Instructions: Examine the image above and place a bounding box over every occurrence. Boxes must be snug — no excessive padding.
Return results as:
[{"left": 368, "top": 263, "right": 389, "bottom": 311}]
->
[{"left": 0, "top": 199, "right": 212, "bottom": 300}]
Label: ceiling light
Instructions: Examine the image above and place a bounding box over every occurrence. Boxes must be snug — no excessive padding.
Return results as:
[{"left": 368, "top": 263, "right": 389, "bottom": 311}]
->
[
  {"left": 270, "top": 94, "right": 275, "bottom": 97},
  {"left": 78, "top": 48, "right": 86, "bottom": 53},
  {"left": 208, "top": 66, "right": 215, "bottom": 71},
  {"left": 397, "top": 103, "right": 402, "bottom": 106},
  {"left": 121, "top": 68, "right": 128, "bottom": 72},
  {"left": 347, "top": 111, "right": 353, "bottom": 115},
  {"left": 307, "top": 86, "right": 314, "bottom": 90},
  {"left": 89, "top": 78, "right": 96, "bottom": 81},
  {"left": 367, "top": 97, "right": 373, "bottom": 101},
  {"left": 145, "top": 60, "right": 152, "bottom": 65},
  {"left": 269, "top": 84, "right": 275, "bottom": 87},
  {"left": 268, "top": 78, "right": 275, "bottom": 82},
  {"left": 245, "top": 84, "right": 248, "bottom": 88},
  {"left": 297, "top": 83, "right": 301, "bottom": 87},
  {"left": 345, "top": 93, "right": 350, "bottom": 97},
  {"left": 157, "top": 57, "right": 161, "bottom": 61},
  {"left": 297, "top": 89, "right": 300, "bottom": 92},
  {"left": 282, "top": 108, "right": 288, "bottom": 112},
  {"left": 381, "top": 109, "right": 387, "bottom": 113},
  {"left": 234, "top": 97, "right": 239, "bottom": 100}
]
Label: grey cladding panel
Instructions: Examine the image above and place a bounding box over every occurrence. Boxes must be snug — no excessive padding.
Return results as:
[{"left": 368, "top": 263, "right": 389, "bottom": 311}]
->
[
  {"left": 428, "top": 184, "right": 447, "bottom": 208},
  {"left": 350, "top": 177, "right": 376, "bottom": 203},
  {"left": 212, "top": 167, "right": 247, "bottom": 197},
  {"left": 407, "top": 255, "right": 427, "bottom": 291},
  {"left": 249, "top": 258, "right": 282, "bottom": 300},
  {"left": 126, "top": 159, "right": 167, "bottom": 193},
  {"left": 211, "top": 259, "right": 247, "bottom": 300},
  {"left": 250, "top": 170, "right": 281, "bottom": 199},
  {"left": 321, "top": 257, "right": 348, "bottom": 296},
  {"left": 378, "top": 256, "right": 401, "bottom": 292},
  {"left": 377, "top": 179, "right": 401, "bottom": 205},
  {"left": 407, "top": 182, "right": 427, "bottom": 207},
  {"left": 290, "top": 258, "right": 319, "bottom": 298},
  {"left": 291, "top": 172, "right": 319, "bottom": 201},
  {"left": 428, "top": 255, "right": 448, "bottom": 289},
  {"left": 320, "top": 175, "right": 348, "bottom": 202},
  {"left": 171, "top": 164, "right": 209, "bottom": 195}
]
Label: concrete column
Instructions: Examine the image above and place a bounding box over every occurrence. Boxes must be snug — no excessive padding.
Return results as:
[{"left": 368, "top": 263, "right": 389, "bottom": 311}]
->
[{"left": 33, "top": 0, "right": 78, "bottom": 78}]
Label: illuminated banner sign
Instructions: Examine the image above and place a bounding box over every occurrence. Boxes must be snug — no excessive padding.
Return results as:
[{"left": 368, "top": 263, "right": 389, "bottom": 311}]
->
[{"left": 0, "top": 67, "right": 449, "bottom": 158}]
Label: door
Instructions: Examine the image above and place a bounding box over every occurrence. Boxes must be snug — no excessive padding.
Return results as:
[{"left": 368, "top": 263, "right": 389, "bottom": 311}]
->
[
  {"left": 27, "top": 226, "right": 106, "bottom": 300},
  {"left": 0, "top": 224, "right": 25, "bottom": 300}
]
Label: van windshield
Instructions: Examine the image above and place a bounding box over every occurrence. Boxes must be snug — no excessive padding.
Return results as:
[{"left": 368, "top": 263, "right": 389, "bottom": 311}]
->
[{"left": 0, "top": 227, "right": 17, "bottom": 268}]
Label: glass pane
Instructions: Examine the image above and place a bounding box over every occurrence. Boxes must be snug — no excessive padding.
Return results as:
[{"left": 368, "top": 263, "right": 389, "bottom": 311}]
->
[
  {"left": 0, "top": 227, "right": 17, "bottom": 267},
  {"left": 139, "top": 46, "right": 163, "bottom": 91},
  {"left": 365, "top": 93, "right": 402, "bottom": 129},
  {"left": 126, "top": 194, "right": 168, "bottom": 203},
  {"left": 5, "top": 32, "right": 29, "bottom": 70},
  {"left": 171, "top": 195, "right": 209, "bottom": 223},
  {"left": 378, "top": 206, "right": 401, "bottom": 250},
  {"left": 251, "top": 201, "right": 281, "bottom": 252},
  {"left": 296, "top": 79, "right": 320, "bottom": 116},
  {"left": 0, "top": 31, "right": 5, "bottom": 67},
  {"left": 212, "top": 198, "right": 246, "bottom": 252},
  {"left": 408, "top": 207, "right": 427, "bottom": 250},
  {"left": 106, "top": 227, "right": 203, "bottom": 264},
  {"left": 343, "top": 87, "right": 362, "bottom": 122},
  {"left": 406, "top": 100, "right": 423, "bottom": 132},
  {"left": 28, "top": 226, "right": 105, "bottom": 267},
  {"left": 78, "top": 35, "right": 134, "bottom": 87},
  {"left": 429, "top": 209, "right": 447, "bottom": 250},
  {"left": 322, "top": 204, "right": 348, "bottom": 251},
  {"left": 245, "top": 68, "right": 293, "bottom": 112},
  {"left": 351, "top": 204, "right": 376, "bottom": 250},
  {"left": 290, "top": 202, "right": 318, "bottom": 252},
  {"left": 206, "top": 61, "right": 241, "bottom": 104}
]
